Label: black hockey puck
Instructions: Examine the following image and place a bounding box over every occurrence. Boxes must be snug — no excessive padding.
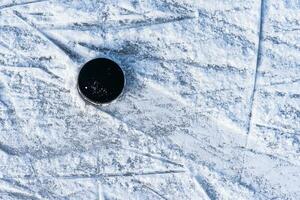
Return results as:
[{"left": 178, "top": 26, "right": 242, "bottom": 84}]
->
[{"left": 77, "top": 58, "right": 125, "bottom": 105}]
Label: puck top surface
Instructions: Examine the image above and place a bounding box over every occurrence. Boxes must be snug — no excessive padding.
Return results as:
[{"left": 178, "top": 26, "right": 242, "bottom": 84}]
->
[{"left": 78, "top": 58, "right": 125, "bottom": 104}]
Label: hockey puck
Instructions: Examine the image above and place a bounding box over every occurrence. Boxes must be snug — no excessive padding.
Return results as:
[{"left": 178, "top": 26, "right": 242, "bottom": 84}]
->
[{"left": 77, "top": 58, "right": 125, "bottom": 105}]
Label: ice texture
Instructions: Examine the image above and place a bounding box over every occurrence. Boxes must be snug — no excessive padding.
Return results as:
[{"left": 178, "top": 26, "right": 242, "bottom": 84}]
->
[{"left": 0, "top": 0, "right": 299, "bottom": 199}]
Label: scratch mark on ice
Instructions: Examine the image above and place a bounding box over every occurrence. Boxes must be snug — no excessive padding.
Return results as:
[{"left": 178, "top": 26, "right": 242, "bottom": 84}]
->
[
  {"left": 13, "top": 10, "right": 84, "bottom": 63},
  {"left": 240, "top": 0, "right": 266, "bottom": 181},
  {"left": 133, "top": 179, "right": 169, "bottom": 200},
  {"left": 0, "top": 0, "right": 48, "bottom": 10}
]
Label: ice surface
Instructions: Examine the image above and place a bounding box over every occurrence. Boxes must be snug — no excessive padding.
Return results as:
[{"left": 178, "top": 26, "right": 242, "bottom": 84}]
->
[{"left": 0, "top": 0, "right": 299, "bottom": 199}]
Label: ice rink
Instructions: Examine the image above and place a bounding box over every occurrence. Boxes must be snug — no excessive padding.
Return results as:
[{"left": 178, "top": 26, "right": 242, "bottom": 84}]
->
[{"left": 0, "top": 0, "right": 299, "bottom": 199}]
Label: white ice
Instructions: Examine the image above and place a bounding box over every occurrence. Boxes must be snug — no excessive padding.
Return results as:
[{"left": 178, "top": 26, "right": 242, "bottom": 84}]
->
[{"left": 0, "top": 0, "right": 299, "bottom": 199}]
